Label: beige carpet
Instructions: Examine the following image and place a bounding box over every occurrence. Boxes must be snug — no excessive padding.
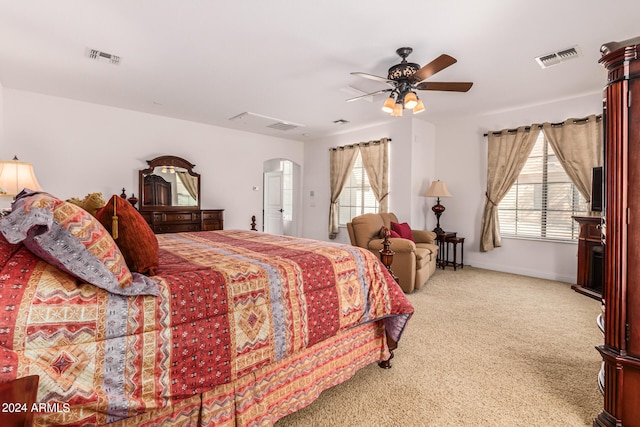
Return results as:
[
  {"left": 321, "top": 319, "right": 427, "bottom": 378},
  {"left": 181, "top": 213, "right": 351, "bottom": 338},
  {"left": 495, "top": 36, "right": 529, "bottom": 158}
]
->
[{"left": 276, "top": 267, "right": 603, "bottom": 427}]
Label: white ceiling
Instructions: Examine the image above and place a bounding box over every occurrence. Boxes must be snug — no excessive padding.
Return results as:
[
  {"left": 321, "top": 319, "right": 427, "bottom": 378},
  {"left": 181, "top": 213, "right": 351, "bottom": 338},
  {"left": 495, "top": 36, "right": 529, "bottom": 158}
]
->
[{"left": 0, "top": 1, "right": 638, "bottom": 141}]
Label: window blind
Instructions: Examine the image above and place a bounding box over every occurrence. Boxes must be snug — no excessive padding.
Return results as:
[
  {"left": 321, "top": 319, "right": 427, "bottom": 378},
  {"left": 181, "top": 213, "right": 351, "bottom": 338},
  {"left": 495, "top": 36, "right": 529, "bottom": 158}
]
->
[
  {"left": 338, "top": 151, "right": 379, "bottom": 225},
  {"left": 498, "top": 133, "right": 588, "bottom": 241}
]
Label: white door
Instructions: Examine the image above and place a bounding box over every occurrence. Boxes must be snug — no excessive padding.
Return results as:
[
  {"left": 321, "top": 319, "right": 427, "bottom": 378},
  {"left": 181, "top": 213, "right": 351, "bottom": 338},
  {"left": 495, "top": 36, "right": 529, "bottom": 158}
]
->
[{"left": 264, "top": 171, "right": 284, "bottom": 234}]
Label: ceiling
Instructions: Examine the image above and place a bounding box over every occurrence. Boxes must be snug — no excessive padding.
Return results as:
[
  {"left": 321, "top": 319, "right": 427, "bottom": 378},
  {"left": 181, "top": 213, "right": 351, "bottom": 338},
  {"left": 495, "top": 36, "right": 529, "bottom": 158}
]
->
[{"left": 0, "top": 1, "right": 638, "bottom": 141}]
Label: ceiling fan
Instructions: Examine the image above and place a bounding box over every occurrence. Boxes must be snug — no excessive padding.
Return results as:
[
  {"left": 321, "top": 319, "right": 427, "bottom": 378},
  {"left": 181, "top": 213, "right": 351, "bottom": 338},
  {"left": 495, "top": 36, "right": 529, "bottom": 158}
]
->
[{"left": 347, "top": 47, "right": 473, "bottom": 115}]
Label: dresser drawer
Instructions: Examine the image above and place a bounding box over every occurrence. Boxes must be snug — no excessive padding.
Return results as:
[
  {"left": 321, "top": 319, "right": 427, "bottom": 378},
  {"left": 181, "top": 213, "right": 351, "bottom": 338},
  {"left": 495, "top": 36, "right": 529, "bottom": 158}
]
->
[
  {"left": 141, "top": 209, "right": 224, "bottom": 234},
  {"left": 202, "top": 221, "right": 223, "bottom": 231},
  {"left": 202, "top": 211, "right": 222, "bottom": 221},
  {"left": 154, "top": 223, "right": 201, "bottom": 233},
  {"left": 161, "top": 212, "right": 201, "bottom": 223},
  {"left": 202, "top": 209, "right": 224, "bottom": 231}
]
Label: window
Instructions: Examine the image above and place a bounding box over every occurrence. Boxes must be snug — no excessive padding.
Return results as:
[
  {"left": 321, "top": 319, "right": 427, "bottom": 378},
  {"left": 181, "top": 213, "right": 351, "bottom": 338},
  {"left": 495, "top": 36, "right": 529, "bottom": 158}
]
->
[
  {"left": 338, "top": 151, "right": 379, "bottom": 225},
  {"left": 175, "top": 175, "right": 197, "bottom": 206},
  {"left": 498, "top": 132, "right": 588, "bottom": 241}
]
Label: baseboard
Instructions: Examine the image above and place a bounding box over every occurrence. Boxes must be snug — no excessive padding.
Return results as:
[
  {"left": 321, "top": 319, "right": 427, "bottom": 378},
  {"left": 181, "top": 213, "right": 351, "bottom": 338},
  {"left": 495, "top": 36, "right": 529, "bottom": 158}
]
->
[{"left": 466, "top": 261, "right": 575, "bottom": 284}]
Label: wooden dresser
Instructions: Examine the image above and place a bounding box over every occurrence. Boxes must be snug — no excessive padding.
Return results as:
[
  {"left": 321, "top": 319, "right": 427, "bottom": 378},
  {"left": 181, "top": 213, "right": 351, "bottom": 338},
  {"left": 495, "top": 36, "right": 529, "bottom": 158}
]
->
[
  {"left": 595, "top": 40, "right": 640, "bottom": 427},
  {"left": 140, "top": 209, "right": 224, "bottom": 234}
]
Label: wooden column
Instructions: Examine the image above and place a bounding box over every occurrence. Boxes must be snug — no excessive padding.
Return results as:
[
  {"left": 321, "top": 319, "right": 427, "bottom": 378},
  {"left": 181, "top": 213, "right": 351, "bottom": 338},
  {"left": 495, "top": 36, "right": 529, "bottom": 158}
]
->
[{"left": 595, "top": 40, "right": 640, "bottom": 427}]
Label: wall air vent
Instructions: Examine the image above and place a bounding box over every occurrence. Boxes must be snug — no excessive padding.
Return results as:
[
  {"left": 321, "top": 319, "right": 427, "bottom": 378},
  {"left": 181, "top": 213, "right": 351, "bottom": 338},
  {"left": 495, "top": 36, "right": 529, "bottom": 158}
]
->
[
  {"left": 535, "top": 46, "right": 581, "bottom": 69},
  {"left": 88, "top": 49, "right": 121, "bottom": 65}
]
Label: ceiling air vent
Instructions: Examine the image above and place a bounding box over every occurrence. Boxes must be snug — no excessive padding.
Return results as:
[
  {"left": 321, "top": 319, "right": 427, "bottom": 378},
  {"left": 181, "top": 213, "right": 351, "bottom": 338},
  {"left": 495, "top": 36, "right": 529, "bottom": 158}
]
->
[
  {"left": 88, "top": 49, "right": 121, "bottom": 65},
  {"left": 535, "top": 46, "right": 581, "bottom": 69},
  {"left": 266, "top": 122, "right": 298, "bottom": 131},
  {"left": 229, "top": 112, "right": 304, "bottom": 132}
]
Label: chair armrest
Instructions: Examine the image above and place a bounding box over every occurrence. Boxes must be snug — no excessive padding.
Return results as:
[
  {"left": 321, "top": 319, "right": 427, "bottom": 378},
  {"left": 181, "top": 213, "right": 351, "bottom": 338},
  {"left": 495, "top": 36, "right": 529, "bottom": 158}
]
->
[
  {"left": 412, "top": 229, "right": 436, "bottom": 244},
  {"left": 368, "top": 238, "right": 416, "bottom": 253}
]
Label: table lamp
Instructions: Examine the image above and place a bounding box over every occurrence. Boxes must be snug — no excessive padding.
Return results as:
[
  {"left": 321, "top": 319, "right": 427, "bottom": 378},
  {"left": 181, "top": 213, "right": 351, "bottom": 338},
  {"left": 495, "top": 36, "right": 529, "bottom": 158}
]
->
[
  {"left": 425, "top": 180, "right": 452, "bottom": 234},
  {"left": 0, "top": 156, "right": 42, "bottom": 211}
]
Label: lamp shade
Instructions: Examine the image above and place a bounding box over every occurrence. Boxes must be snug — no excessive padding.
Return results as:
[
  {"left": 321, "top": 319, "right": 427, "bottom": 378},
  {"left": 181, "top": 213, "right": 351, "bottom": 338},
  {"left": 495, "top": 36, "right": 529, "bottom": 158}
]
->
[
  {"left": 0, "top": 157, "right": 42, "bottom": 196},
  {"left": 403, "top": 92, "right": 418, "bottom": 109},
  {"left": 392, "top": 102, "right": 403, "bottom": 117},
  {"left": 425, "top": 180, "right": 452, "bottom": 198},
  {"left": 382, "top": 96, "right": 395, "bottom": 113},
  {"left": 413, "top": 99, "right": 425, "bottom": 114}
]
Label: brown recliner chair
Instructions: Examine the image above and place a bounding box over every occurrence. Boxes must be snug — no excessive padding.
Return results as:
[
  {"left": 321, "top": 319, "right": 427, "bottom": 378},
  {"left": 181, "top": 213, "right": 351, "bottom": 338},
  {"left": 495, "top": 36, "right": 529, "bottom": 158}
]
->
[{"left": 346, "top": 212, "right": 439, "bottom": 293}]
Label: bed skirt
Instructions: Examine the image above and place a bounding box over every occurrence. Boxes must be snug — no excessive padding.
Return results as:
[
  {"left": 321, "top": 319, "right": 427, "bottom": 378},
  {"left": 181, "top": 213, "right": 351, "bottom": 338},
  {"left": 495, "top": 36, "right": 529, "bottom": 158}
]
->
[{"left": 104, "top": 321, "right": 388, "bottom": 427}]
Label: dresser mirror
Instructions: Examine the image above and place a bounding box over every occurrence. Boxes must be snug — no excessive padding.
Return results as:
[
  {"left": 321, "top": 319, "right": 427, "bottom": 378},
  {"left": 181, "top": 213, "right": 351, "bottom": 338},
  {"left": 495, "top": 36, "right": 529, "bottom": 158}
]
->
[{"left": 139, "top": 155, "right": 201, "bottom": 211}]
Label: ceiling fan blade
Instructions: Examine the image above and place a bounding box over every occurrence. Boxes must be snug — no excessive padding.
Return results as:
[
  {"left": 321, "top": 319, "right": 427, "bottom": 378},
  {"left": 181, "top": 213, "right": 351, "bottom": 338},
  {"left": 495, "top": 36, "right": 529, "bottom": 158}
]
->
[
  {"left": 351, "top": 72, "right": 393, "bottom": 84},
  {"left": 345, "top": 88, "right": 392, "bottom": 102},
  {"left": 415, "top": 81, "right": 473, "bottom": 92},
  {"left": 411, "top": 54, "right": 457, "bottom": 82}
]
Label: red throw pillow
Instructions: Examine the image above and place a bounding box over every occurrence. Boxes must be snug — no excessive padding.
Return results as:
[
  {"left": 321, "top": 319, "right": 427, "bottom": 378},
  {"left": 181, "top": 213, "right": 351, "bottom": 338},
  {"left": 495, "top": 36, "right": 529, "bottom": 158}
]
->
[
  {"left": 389, "top": 229, "right": 401, "bottom": 238},
  {"left": 391, "top": 222, "right": 415, "bottom": 242},
  {"left": 95, "top": 195, "right": 159, "bottom": 275}
]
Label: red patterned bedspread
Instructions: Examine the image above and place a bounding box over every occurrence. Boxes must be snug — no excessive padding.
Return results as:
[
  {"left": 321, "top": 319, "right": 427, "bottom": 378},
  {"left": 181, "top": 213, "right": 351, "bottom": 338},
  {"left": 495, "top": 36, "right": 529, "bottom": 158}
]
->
[{"left": 0, "top": 230, "right": 413, "bottom": 426}]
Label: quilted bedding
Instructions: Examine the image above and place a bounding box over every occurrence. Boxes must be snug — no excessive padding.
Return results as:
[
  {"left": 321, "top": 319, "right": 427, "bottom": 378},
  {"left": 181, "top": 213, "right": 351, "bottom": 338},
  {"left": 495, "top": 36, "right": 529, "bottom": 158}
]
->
[{"left": 0, "top": 229, "right": 413, "bottom": 426}]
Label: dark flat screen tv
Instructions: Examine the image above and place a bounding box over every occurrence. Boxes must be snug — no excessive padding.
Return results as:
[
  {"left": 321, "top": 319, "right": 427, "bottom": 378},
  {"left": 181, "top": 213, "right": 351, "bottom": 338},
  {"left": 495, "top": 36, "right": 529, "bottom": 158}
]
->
[{"left": 591, "top": 166, "right": 603, "bottom": 212}]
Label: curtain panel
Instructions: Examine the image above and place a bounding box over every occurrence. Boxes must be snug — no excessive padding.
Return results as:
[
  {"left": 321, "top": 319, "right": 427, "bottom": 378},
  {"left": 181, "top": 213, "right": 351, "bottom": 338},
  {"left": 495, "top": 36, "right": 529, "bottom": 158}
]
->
[
  {"left": 542, "top": 115, "right": 603, "bottom": 211},
  {"left": 328, "top": 138, "right": 390, "bottom": 239},
  {"left": 480, "top": 126, "right": 541, "bottom": 252},
  {"left": 328, "top": 145, "right": 358, "bottom": 239},
  {"left": 177, "top": 171, "right": 198, "bottom": 201},
  {"left": 360, "top": 138, "right": 390, "bottom": 213}
]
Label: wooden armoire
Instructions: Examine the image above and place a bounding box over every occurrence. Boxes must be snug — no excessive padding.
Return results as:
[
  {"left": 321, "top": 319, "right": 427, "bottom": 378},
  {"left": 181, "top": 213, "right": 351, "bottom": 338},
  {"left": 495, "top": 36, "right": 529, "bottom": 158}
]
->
[{"left": 595, "top": 38, "right": 640, "bottom": 427}]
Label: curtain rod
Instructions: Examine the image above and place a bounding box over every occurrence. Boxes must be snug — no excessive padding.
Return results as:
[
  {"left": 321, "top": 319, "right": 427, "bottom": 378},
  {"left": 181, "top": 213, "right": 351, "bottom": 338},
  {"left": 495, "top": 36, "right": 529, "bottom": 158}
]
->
[
  {"left": 329, "top": 138, "right": 391, "bottom": 151},
  {"left": 482, "top": 115, "right": 602, "bottom": 137}
]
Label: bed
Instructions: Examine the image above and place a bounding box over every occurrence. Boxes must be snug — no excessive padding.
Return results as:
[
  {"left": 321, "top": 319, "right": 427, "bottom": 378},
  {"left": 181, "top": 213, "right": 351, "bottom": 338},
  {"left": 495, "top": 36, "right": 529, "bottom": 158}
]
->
[{"left": 0, "top": 191, "right": 413, "bottom": 426}]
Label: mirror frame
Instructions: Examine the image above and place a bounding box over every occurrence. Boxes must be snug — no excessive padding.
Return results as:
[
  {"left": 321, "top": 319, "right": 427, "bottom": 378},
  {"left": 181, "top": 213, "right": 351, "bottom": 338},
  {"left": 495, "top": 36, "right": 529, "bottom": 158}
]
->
[{"left": 139, "top": 155, "right": 201, "bottom": 211}]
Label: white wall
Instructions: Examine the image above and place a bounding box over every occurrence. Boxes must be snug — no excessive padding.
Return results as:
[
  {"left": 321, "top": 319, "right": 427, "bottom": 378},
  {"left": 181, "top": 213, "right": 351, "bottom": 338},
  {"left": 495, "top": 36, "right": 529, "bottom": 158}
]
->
[
  {"left": 411, "top": 118, "right": 437, "bottom": 231},
  {"left": 302, "top": 116, "right": 437, "bottom": 244},
  {"left": 431, "top": 91, "right": 603, "bottom": 282},
  {"left": 1, "top": 89, "right": 304, "bottom": 231},
  {"left": 2, "top": 85, "right": 603, "bottom": 283},
  {"left": 0, "top": 79, "right": 3, "bottom": 147}
]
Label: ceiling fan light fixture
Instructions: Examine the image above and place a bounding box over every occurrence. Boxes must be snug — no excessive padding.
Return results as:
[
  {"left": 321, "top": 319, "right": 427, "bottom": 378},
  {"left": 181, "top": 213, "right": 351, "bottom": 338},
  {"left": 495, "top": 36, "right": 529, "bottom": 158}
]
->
[
  {"left": 403, "top": 92, "right": 418, "bottom": 109},
  {"left": 413, "top": 99, "right": 425, "bottom": 114},
  {"left": 350, "top": 47, "right": 473, "bottom": 115},
  {"left": 382, "top": 96, "right": 396, "bottom": 113},
  {"left": 392, "top": 102, "right": 403, "bottom": 117}
]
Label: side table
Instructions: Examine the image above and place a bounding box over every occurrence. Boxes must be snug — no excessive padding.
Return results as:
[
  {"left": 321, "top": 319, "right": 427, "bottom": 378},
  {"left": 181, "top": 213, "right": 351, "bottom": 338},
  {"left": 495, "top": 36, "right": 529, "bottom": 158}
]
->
[
  {"left": 435, "top": 232, "right": 456, "bottom": 269},
  {"left": 444, "top": 236, "right": 465, "bottom": 271}
]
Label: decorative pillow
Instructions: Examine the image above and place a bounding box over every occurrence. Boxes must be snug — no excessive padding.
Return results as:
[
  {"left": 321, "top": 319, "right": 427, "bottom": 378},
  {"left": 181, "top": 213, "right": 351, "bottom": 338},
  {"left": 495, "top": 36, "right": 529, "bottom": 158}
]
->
[
  {"left": 67, "top": 192, "right": 107, "bottom": 216},
  {"left": 389, "top": 229, "right": 401, "bottom": 238},
  {"left": 391, "top": 221, "right": 415, "bottom": 242},
  {"left": 95, "top": 195, "right": 159, "bottom": 275},
  {"left": 0, "top": 190, "right": 158, "bottom": 296}
]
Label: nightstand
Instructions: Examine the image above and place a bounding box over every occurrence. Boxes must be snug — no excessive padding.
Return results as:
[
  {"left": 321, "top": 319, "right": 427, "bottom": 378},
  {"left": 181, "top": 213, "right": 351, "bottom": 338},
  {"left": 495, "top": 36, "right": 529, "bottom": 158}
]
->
[
  {"left": 436, "top": 232, "right": 465, "bottom": 270},
  {"left": 444, "top": 236, "right": 465, "bottom": 271},
  {"left": 435, "top": 232, "right": 456, "bottom": 269}
]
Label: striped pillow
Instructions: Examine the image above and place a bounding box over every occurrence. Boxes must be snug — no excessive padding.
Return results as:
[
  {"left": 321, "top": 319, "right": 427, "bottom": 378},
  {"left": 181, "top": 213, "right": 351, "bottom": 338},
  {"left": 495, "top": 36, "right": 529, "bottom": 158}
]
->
[{"left": 0, "top": 190, "right": 158, "bottom": 296}]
